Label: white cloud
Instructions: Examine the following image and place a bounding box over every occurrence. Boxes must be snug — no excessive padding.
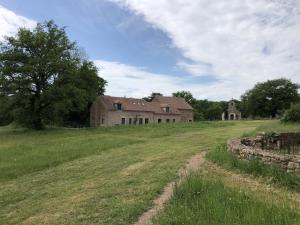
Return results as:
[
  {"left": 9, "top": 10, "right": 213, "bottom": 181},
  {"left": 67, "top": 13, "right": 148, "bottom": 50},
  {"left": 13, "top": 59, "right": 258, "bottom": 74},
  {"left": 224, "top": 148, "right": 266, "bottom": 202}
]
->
[
  {"left": 0, "top": 5, "right": 36, "bottom": 41},
  {"left": 109, "top": 0, "right": 300, "bottom": 98},
  {"left": 1, "top": 3, "right": 299, "bottom": 100},
  {"left": 94, "top": 59, "right": 246, "bottom": 100}
]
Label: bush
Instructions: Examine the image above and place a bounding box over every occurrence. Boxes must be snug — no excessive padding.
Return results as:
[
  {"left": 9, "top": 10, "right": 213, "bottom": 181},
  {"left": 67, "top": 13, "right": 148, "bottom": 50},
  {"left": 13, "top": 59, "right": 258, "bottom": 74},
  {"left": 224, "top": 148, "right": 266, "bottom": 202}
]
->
[{"left": 282, "top": 103, "right": 300, "bottom": 123}]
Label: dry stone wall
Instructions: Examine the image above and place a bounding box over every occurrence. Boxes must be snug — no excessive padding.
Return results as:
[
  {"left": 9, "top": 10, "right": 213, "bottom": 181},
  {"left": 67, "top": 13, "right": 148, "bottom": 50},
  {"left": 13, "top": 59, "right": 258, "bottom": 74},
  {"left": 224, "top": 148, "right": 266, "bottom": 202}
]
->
[{"left": 227, "top": 138, "right": 300, "bottom": 173}]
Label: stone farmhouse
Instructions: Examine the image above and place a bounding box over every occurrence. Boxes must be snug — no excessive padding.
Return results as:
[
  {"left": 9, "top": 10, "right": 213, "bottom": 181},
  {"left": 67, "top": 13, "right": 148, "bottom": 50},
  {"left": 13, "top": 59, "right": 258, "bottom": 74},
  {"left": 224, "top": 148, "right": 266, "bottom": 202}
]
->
[
  {"left": 222, "top": 100, "right": 242, "bottom": 120},
  {"left": 90, "top": 95, "right": 194, "bottom": 127}
]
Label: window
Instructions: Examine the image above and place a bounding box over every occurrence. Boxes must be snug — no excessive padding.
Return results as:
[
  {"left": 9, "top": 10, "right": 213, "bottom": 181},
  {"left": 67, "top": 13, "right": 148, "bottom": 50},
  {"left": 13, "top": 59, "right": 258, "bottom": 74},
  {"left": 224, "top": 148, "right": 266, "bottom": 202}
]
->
[
  {"left": 145, "top": 118, "right": 149, "bottom": 124},
  {"left": 129, "top": 118, "right": 132, "bottom": 124},
  {"left": 158, "top": 119, "right": 162, "bottom": 123},
  {"left": 139, "top": 118, "right": 143, "bottom": 124},
  {"left": 121, "top": 118, "right": 126, "bottom": 125},
  {"left": 162, "top": 107, "right": 170, "bottom": 113},
  {"left": 102, "top": 118, "right": 105, "bottom": 124},
  {"left": 189, "top": 120, "right": 192, "bottom": 122},
  {"left": 114, "top": 103, "right": 122, "bottom": 110},
  {"left": 173, "top": 119, "right": 176, "bottom": 123},
  {"left": 166, "top": 119, "right": 170, "bottom": 123}
]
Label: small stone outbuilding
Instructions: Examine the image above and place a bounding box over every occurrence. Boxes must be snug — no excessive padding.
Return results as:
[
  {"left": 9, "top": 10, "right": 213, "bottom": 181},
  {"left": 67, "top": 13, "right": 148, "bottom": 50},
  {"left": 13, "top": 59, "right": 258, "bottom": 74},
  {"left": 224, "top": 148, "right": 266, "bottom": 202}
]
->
[
  {"left": 222, "top": 100, "right": 242, "bottom": 120},
  {"left": 90, "top": 95, "right": 194, "bottom": 127}
]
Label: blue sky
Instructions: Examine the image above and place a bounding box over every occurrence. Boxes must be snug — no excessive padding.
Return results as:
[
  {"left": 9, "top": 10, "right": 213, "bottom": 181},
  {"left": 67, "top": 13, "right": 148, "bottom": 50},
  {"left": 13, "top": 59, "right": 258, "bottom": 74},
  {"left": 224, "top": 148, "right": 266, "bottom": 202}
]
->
[
  {"left": 0, "top": 0, "right": 186, "bottom": 75},
  {"left": 0, "top": 0, "right": 299, "bottom": 100}
]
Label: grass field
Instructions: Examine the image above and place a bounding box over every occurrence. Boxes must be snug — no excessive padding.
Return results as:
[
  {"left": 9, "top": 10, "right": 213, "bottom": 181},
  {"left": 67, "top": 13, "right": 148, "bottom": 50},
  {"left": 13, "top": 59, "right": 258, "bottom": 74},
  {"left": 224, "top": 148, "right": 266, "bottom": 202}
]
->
[{"left": 0, "top": 120, "right": 299, "bottom": 225}]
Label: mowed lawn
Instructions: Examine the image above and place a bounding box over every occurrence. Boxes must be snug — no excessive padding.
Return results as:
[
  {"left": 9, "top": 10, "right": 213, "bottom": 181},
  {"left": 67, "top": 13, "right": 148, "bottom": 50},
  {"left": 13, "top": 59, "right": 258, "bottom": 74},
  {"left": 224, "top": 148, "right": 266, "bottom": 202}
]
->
[{"left": 0, "top": 121, "right": 276, "bottom": 224}]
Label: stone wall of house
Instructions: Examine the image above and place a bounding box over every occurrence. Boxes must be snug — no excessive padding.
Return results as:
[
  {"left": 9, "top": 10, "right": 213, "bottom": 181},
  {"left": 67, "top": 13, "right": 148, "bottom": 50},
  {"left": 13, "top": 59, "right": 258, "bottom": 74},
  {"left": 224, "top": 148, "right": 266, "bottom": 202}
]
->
[
  {"left": 107, "top": 110, "right": 155, "bottom": 126},
  {"left": 106, "top": 111, "right": 183, "bottom": 126},
  {"left": 90, "top": 99, "right": 108, "bottom": 127},
  {"left": 227, "top": 138, "right": 300, "bottom": 173},
  {"left": 178, "top": 109, "right": 193, "bottom": 122},
  {"left": 90, "top": 98, "right": 193, "bottom": 127},
  {"left": 153, "top": 114, "right": 182, "bottom": 124}
]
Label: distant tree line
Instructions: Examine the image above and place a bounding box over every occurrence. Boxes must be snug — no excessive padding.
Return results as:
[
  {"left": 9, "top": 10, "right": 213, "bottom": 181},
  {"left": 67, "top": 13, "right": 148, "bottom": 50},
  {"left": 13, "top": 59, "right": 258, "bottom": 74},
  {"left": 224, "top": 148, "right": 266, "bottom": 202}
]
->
[
  {"left": 172, "top": 91, "right": 227, "bottom": 121},
  {"left": 172, "top": 78, "right": 299, "bottom": 121}
]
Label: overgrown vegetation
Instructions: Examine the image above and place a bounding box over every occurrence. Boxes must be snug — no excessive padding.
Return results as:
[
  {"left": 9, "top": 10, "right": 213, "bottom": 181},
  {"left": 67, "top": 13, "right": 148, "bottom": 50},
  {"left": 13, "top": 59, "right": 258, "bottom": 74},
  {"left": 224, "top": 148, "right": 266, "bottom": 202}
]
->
[
  {"left": 282, "top": 103, "right": 300, "bottom": 123},
  {"left": 154, "top": 174, "right": 300, "bottom": 225},
  {"left": 207, "top": 144, "right": 300, "bottom": 191},
  {"left": 241, "top": 120, "right": 300, "bottom": 137}
]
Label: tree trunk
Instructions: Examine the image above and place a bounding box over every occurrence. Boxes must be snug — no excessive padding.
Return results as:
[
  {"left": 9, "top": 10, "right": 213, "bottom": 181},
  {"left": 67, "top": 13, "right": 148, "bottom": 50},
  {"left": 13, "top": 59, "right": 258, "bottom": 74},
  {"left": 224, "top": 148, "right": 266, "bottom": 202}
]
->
[{"left": 32, "top": 88, "right": 44, "bottom": 130}]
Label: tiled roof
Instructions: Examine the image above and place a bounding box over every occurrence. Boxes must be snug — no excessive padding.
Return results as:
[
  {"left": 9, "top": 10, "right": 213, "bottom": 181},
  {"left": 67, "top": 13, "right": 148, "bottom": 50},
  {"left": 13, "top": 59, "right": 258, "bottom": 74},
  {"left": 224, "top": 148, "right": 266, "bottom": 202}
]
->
[
  {"left": 152, "top": 96, "right": 193, "bottom": 110},
  {"left": 97, "top": 95, "right": 193, "bottom": 114}
]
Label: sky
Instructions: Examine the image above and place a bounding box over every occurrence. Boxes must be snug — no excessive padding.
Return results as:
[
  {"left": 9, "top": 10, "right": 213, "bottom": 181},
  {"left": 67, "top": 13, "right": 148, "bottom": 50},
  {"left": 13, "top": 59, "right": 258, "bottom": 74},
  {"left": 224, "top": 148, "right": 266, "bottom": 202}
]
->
[{"left": 0, "top": 0, "right": 300, "bottom": 100}]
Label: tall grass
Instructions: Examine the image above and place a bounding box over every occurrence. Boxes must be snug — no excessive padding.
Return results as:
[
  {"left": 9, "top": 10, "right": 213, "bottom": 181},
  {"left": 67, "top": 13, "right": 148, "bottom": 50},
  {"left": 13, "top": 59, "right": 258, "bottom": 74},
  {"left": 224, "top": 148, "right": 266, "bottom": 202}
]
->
[
  {"left": 256, "top": 121, "right": 300, "bottom": 134},
  {"left": 0, "top": 121, "right": 234, "bottom": 181},
  {"left": 154, "top": 174, "right": 300, "bottom": 225},
  {"left": 240, "top": 120, "right": 300, "bottom": 137},
  {"left": 207, "top": 144, "right": 300, "bottom": 191}
]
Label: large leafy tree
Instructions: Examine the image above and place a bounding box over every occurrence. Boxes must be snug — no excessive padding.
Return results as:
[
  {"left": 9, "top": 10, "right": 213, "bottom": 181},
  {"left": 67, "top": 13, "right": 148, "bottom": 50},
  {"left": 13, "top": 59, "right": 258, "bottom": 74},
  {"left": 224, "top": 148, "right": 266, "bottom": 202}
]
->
[
  {"left": 241, "top": 79, "right": 299, "bottom": 118},
  {"left": 0, "top": 21, "right": 106, "bottom": 129}
]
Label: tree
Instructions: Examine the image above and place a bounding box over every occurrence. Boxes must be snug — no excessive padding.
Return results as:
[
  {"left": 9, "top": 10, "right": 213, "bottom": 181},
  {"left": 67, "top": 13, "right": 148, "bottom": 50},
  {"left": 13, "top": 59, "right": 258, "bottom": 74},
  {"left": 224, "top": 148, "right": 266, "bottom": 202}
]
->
[
  {"left": 203, "top": 102, "right": 224, "bottom": 120},
  {"left": 0, "top": 95, "right": 13, "bottom": 126},
  {"left": 0, "top": 21, "right": 106, "bottom": 129},
  {"left": 241, "top": 79, "right": 299, "bottom": 118},
  {"left": 172, "top": 91, "right": 196, "bottom": 104},
  {"left": 143, "top": 92, "right": 163, "bottom": 102}
]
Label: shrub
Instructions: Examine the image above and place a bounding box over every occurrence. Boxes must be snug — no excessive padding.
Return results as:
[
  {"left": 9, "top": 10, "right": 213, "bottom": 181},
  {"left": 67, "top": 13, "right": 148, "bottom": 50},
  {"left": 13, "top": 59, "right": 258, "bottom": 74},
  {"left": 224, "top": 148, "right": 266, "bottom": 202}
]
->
[{"left": 281, "top": 103, "right": 300, "bottom": 123}]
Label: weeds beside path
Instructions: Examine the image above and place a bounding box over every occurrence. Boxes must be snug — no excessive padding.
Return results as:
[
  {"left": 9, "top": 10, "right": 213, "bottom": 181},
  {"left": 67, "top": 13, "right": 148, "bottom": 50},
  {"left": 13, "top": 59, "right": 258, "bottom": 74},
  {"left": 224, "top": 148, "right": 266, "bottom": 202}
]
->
[
  {"left": 135, "top": 152, "right": 206, "bottom": 225},
  {"left": 154, "top": 158, "right": 300, "bottom": 225}
]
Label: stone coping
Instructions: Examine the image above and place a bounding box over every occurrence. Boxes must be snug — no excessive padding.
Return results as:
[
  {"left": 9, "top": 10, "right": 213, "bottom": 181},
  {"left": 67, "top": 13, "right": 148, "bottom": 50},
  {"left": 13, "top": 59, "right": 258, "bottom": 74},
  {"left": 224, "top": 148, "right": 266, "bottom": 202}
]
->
[{"left": 227, "top": 138, "right": 300, "bottom": 173}]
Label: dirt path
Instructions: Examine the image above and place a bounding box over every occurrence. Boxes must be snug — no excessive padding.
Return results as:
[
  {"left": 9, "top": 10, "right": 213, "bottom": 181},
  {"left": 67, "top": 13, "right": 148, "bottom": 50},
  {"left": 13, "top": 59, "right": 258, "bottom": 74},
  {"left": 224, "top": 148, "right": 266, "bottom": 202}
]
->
[{"left": 134, "top": 151, "right": 206, "bottom": 225}]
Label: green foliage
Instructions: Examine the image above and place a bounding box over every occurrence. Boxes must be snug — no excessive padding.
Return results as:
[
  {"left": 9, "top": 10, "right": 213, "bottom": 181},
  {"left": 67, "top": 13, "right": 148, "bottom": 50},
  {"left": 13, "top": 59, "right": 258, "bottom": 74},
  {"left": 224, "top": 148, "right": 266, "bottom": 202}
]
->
[
  {"left": 204, "top": 103, "right": 224, "bottom": 120},
  {"left": 207, "top": 144, "right": 300, "bottom": 191},
  {"left": 0, "top": 21, "right": 106, "bottom": 129},
  {"left": 193, "top": 99, "right": 227, "bottom": 121},
  {"left": 0, "top": 95, "right": 13, "bottom": 125},
  {"left": 143, "top": 92, "right": 163, "bottom": 102},
  {"left": 172, "top": 90, "right": 196, "bottom": 104},
  {"left": 171, "top": 90, "right": 227, "bottom": 121},
  {"left": 154, "top": 174, "right": 300, "bottom": 225},
  {"left": 241, "top": 78, "right": 299, "bottom": 118},
  {"left": 193, "top": 109, "right": 205, "bottom": 121},
  {"left": 281, "top": 103, "right": 300, "bottom": 123}
]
